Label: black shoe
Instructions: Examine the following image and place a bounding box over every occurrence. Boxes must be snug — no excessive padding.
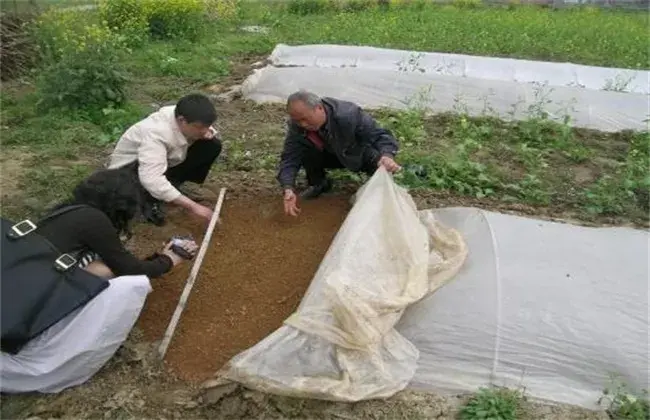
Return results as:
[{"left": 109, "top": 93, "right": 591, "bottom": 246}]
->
[
  {"left": 145, "top": 202, "right": 166, "bottom": 226},
  {"left": 300, "top": 179, "right": 333, "bottom": 200}
]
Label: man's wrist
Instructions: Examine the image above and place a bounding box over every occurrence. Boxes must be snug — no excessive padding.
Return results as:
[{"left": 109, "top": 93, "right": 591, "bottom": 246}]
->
[{"left": 173, "top": 195, "right": 198, "bottom": 211}]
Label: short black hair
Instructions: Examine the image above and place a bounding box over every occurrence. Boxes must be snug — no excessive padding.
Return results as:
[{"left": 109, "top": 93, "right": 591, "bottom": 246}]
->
[{"left": 174, "top": 93, "right": 217, "bottom": 126}]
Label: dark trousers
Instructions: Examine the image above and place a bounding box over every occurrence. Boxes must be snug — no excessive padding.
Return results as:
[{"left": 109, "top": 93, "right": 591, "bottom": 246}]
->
[
  {"left": 302, "top": 148, "right": 376, "bottom": 186},
  {"left": 122, "top": 137, "right": 222, "bottom": 217},
  {"left": 165, "top": 137, "right": 222, "bottom": 188}
]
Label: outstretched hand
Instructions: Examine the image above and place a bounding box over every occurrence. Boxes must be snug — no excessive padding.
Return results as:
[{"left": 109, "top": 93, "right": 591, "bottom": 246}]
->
[
  {"left": 162, "top": 238, "right": 198, "bottom": 266},
  {"left": 191, "top": 202, "right": 214, "bottom": 223},
  {"left": 283, "top": 189, "right": 301, "bottom": 217},
  {"left": 378, "top": 155, "right": 401, "bottom": 173}
]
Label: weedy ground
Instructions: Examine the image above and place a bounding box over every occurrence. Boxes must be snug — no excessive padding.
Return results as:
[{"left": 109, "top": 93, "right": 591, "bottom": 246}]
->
[{"left": 0, "top": 0, "right": 648, "bottom": 419}]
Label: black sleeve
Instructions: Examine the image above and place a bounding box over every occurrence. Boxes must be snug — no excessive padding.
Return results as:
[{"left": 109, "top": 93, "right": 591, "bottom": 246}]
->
[
  {"left": 354, "top": 108, "right": 400, "bottom": 165},
  {"left": 276, "top": 120, "right": 307, "bottom": 190},
  {"left": 80, "top": 210, "right": 173, "bottom": 278}
]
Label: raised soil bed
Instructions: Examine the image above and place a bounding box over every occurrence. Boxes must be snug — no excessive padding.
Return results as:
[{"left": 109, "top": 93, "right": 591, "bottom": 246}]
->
[{"left": 135, "top": 194, "right": 350, "bottom": 382}]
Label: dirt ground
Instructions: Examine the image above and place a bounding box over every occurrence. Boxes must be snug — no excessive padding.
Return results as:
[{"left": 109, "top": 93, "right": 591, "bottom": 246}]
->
[
  {"left": 0, "top": 191, "right": 612, "bottom": 420},
  {"left": 136, "top": 195, "right": 350, "bottom": 383}
]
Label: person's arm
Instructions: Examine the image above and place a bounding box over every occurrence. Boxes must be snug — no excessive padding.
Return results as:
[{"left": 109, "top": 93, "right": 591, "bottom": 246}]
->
[
  {"left": 81, "top": 210, "right": 173, "bottom": 278},
  {"left": 138, "top": 135, "right": 209, "bottom": 218},
  {"left": 276, "top": 121, "right": 307, "bottom": 191},
  {"left": 353, "top": 108, "right": 400, "bottom": 165},
  {"left": 137, "top": 136, "right": 181, "bottom": 203}
]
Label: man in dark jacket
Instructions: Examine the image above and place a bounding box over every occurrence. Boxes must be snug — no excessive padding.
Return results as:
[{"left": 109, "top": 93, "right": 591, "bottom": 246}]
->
[{"left": 277, "top": 90, "right": 401, "bottom": 216}]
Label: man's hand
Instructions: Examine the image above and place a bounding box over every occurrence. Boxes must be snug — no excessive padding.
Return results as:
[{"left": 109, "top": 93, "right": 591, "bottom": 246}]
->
[
  {"left": 204, "top": 126, "right": 218, "bottom": 140},
  {"left": 173, "top": 195, "right": 213, "bottom": 223},
  {"left": 378, "top": 155, "right": 401, "bottom": 173},
  {"left": 191, "top": 202, "right": 214, "bottom": 222},
  {"left": 283, "top": 189, "right": 301, "bottom": 217}
]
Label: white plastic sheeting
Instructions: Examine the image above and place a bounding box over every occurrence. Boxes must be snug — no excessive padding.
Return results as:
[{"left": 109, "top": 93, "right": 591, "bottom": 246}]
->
[
  {"left": 0, "top": 275, "right": 152, "bottom": 393},
  {"left": 398, "top": 207, "right": 649, "bottom": 410},
  {"left": 242, "top": 44, "right": 650, "bottom": 132},
  {"left": 205, "top": 170, "right": 649, "bottom": 410}
]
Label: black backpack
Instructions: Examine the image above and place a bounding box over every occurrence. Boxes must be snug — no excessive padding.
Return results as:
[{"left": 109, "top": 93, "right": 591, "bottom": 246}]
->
[{"left": 0, "top": 205, "right": 110, "bottom": 355}]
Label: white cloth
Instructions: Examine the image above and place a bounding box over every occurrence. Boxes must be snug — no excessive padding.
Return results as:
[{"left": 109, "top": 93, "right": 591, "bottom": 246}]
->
[
  {"left": 108, "top": 106, "right": 189, "bottom": 202},
  {"left": 0, "top": 275, "right": 152, "bottom": 393}
]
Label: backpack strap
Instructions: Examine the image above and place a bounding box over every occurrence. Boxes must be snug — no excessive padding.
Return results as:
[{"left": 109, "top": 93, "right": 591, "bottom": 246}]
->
[
  {"left": 5, "top": 205, "right": 93, "bottom": 272},
  {"left": 5, "top": 205, "right": 90, "bottom": 240}
]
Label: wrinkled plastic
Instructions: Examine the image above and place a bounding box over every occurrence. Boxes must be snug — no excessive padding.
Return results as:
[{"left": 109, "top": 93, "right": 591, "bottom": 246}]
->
[
  {"left": 399, "top": 207, "right": 649, "bottom": 410},
  {"left": 204, "top": 168, "right": 468, "bottom": 401},
  {"left": 242, "top": 44, "right": 650, "bottom": 132},
  {"left": 0, "top": 275, "right": 152, "bottom": 393},
  {"left": 204, "top": 170, "right": 649, "bottom": 410}
]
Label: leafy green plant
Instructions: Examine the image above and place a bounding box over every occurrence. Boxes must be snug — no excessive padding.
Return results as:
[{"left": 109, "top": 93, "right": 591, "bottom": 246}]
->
[
  {"left": 458, "top": 387, "right": 525, "bottom": 420},
  {"left": 583, "top": 131, "right": 649, "bottom": 216},
  {"left": 92, "top": 103, "right": 149, "bottom": 145},
  {"left": 99, "top": 0, "right": 208, "bottom": 42},
  {"left": 378, "top": 108, "right": 427, "bottom": 148},
  {"left": 32, "top": 8, "right": 130, "bottom": 113},
  {"left": 36, "top": 37, "right": 128, "bottom": 113},
  {"left": 287, "top": 0, "right": 332, "bottom": 15},
  {"left": 145, "top": 0, "right": 206, "bottom": 41},
  {"left": 98, "top": 0, "right": 149, "bottom": 47},
  {"left": 204, "top": 0, "right": 240, "bottom": 20},
  {"left": 599, "top": 377, "right": 649, "bottom": 420},
  {"left": 341, "top": 0, "right": 377, "bottom": 12}
]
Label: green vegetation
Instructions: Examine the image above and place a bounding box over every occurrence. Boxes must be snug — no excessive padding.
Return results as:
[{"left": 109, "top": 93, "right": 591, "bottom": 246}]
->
[
  {"left": 458, "top": 387, "right": 525, "bottom": 420},
  {"left": 599, "top": 377, "right": 650, "bottom": 420},
  {"left": 0, "top": 0, "right": 648, "bottom": 226},
  {"left": 253, "top": 0, "right": 649, "bottom": 69},
  {"left": 0, "top": 2, "right": 648, "bottom": 418}
]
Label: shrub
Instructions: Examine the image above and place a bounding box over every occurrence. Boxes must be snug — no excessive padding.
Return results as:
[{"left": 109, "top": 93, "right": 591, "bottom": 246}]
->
[
  {"left": 34, "top": 9, "right": 129, "bottom": 113},
  {"left": 99, "top": 0, "right": 208, "bottom": 42},
  {"left": 145, "top": 0, "right": 205, "bottom": 40},
  {"left": 286, "top": 0, "right": 377, "bottom": 14},
  {"left": 341, "top": 0, "right": 376, "bottom": 12},
  {"left": 204, "top": 0, "right": 239, "bottom": 20},
  {"left": 98, "top": 0, "right": 149, "bottom": 47},
  {"left": 287, "top": 0, "right": 331, "bottom": 15}
]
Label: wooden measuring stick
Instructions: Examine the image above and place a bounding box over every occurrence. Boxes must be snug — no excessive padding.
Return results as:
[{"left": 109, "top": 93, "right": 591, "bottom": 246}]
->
[{"left": 158, "top": 187, "right": 227, "bottom": 359}]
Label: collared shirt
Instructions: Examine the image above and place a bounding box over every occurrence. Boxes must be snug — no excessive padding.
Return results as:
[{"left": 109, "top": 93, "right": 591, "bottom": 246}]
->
[
  {"left": 108, "top": 106, "right": 189, "bottom": 203},
  {"left": 305, "top": 107, "right": 334, "bottom": 153}
]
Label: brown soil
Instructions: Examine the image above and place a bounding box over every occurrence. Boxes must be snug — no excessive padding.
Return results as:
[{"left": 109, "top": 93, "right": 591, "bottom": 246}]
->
[{"left": 135, "top": 194, "right": 350, "bottom": 383}]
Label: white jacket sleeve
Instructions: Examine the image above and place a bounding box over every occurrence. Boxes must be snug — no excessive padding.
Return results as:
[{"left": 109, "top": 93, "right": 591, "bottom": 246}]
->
[{"left": 137, "top": 135, "right": 182, "bottom": 203}]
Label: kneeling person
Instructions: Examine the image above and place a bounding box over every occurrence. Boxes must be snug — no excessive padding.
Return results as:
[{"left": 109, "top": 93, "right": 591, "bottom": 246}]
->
[
  {"left": 277, "top": 90, "right": 401, "bottom": 216},
  {"left": 108, "top": 93, "right": 222, "bottom": 226}
]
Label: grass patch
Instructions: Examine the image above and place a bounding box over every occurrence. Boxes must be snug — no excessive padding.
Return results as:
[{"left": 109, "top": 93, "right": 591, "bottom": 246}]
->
[
  {"left": 239, "top": 1, "right": 649, "bottom": 69},
  {"left": 382, "top": 105, "right": 648, "bottom": 221},
  {"left": 19, "top": 163, "right": 94, "bottom": 211},
  {"left": 0, "top": 85, "right": 150, "bottom": 146},
  {"left": 459, "top": 387, "right": 525, "bottom": 420},
  {"left": 1, "top": 0, "right": 648, "bottom": 226}
]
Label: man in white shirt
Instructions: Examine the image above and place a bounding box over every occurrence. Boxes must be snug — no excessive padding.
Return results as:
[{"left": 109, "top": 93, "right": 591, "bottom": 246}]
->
[{"left": 108, "top": 93, "right": 222, "bottom": 226}]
